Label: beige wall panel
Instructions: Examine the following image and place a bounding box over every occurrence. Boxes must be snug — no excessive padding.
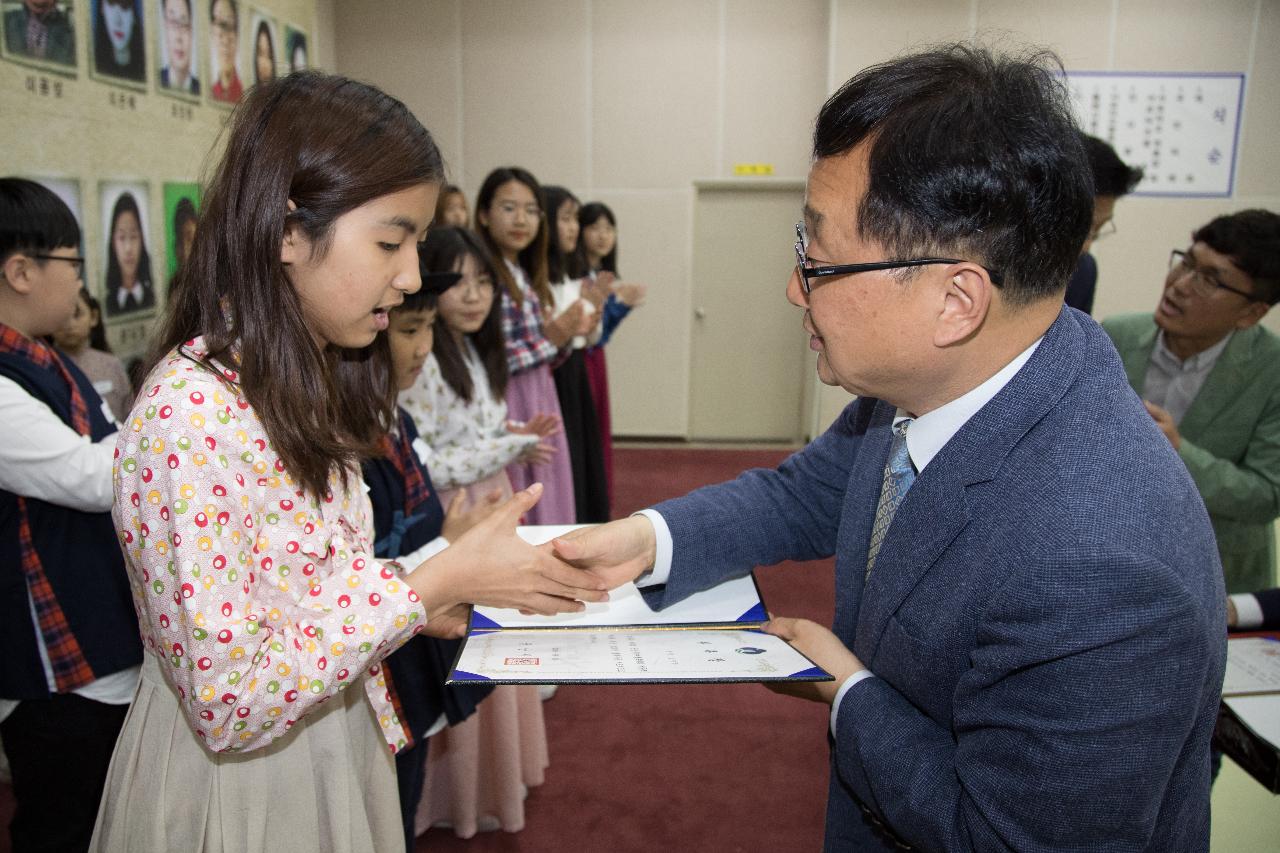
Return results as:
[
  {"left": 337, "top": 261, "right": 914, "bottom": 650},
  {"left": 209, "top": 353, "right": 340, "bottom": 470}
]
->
[
  {"left": 591, "top": 0, "right": 719, "bottom": 189},
  {"left": 723, "top": 0, "right": 829, "bottom": 179},
  {"left": 597, "top": 191, "right": 694, "bottom": 436},
  {"left": 1235, "top": 0, "right": 1280, "bottom": 197},
  {"left": 1113, "top": 0, "right": 1256, "bottom": 72},
  {"left": 460, "top": 0, "right": 588, "bottom": 192},
  {"left": 975, "top": 0, "right": 1114, "bottom": 69},
  {"left": 831, "top": 0, "right": 973, "bottom": 87},
  {"left": 334, "top": 0, "right": 462, "bottom": 180}
]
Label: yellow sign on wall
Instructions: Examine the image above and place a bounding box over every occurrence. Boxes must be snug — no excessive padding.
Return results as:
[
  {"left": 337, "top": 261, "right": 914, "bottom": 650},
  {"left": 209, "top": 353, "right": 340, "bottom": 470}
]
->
[{"left": 732, "top": 163, "right": 775, "bottom": 176}]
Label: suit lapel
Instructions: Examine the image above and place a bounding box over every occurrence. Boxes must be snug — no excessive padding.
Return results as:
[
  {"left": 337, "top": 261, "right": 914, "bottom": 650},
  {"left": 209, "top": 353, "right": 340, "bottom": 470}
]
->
[
  {"left": 1116, "top": 322, "right": 1157, "bottom": 392},
  {"left": 833, "top": 405, "right": 894, "bottom": 648},
  {"left": 1178, "top": 327, "right": 1255, "bottom": 441},
  {"left": 851, "top": 306, "right": 1087, "bottom": 661}
]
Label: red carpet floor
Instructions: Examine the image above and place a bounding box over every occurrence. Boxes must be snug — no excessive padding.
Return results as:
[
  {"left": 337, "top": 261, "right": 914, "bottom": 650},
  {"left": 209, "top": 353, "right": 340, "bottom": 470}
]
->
[
  {"left": 0, "top": 446, "right": 836, "bottom": 852},
  {"left": 417, "top": 444, "right": 834, "bottom": 852}
]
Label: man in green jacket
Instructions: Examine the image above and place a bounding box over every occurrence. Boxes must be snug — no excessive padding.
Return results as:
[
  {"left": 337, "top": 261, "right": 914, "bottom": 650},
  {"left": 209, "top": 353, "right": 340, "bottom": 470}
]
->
[{"left": 1103, "top": 209, "right": 1280, "bottom": 594}]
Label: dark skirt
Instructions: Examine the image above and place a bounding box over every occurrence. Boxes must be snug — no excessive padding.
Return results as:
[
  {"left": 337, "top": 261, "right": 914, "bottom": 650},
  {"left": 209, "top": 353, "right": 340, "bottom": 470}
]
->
[
  {"left": 583, "top": 346, "right": 614, "bottom": 512},
  {"left": 553, "top": 348, "right": 610, "bottom": 523}
]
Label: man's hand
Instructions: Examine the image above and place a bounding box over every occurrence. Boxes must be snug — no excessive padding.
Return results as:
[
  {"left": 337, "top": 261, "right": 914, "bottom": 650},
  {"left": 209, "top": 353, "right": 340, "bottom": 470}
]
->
[
  {"left": 1227, "top": 597, "right": 1238, "bottom": 629},
  {"left": 550, "top": 515, "right": 658, "bottom": 591},
  {"left": 762, "top": 617, "right": 864, "bottom": 705},
  {"left": 1143, "top": 400, "right": 1182, "bottom": 450}
]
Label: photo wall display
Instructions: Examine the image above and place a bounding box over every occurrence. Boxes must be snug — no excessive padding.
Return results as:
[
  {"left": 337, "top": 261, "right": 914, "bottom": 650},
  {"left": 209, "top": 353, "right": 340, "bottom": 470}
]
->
[
  {"left": 162, "top": 180, "right": 200, "bottom": 280},
  {"left": 1, "top": 1, "right": 78, "bottom": 74},
  {"left": 2, "top": 0, "right": 311, "bottom": 102}
]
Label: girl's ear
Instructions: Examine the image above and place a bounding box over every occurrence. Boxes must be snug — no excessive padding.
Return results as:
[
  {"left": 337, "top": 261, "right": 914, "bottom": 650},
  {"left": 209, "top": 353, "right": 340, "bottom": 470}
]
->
[
  {"left": 280, "top": 199, "right": 305, "bottom": 265},
  {"left": 476, "top": 207, "right": 489, "bottom": 230}
]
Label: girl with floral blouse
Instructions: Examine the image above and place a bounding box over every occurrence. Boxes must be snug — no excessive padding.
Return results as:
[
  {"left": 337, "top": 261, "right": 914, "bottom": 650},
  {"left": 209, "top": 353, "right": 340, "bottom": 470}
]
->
[{"left": 89, "top": 73, "right": 606, "bottom": 853}]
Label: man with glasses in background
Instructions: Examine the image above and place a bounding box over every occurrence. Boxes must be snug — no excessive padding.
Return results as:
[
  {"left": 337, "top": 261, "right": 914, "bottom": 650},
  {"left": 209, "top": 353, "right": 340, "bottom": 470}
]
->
[
  {"left": 158, "top": 0, "right": 199, "bottom": 95},
  {"left": 557, "top": 44, "right": 1224, "bottom": 851},
  {"left": 1104, "top": 209, "right": 1280, "bottom": 596},
  {"left": 1065, "top": 133, "right": 1144, "bottom": 314}
]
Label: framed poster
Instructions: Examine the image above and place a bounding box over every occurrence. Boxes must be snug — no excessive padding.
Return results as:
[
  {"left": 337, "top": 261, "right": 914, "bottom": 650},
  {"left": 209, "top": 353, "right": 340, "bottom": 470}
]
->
[
  {"left": 99, "top": 180, "right": 156, "bottom": 320},
  {"left": 1, "top": 1, "right": 78, "bottom": 75},
  {"left": 246, "top": 7, "right": 276, "bottom": 86},
  {"left": 156, "top": 0, "right": 199, "bottom": 98},
  {"left": 1067, "top": 71, "right": 1246, "bottom": 198},
  {"left": 207, "top": 0, "right": 242, "bottom": 105},
  {"left": 162, "top": 181, "right": 200, "bottom": 282},
  {"left": 283, "top": 22, "right": 305, "bottom": 73},
  {"left": 90, "top": 0, "right": 146, "bottom": 89}
]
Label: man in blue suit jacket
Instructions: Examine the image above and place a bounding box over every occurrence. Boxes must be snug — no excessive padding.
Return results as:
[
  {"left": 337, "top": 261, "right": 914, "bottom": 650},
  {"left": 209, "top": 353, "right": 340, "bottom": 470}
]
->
[{"left": 555, "top": 44, "right": 1225, "bottom": 851}]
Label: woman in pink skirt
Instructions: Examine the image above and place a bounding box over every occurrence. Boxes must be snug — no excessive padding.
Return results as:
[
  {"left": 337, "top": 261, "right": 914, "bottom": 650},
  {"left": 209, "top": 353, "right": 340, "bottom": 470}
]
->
[{"left": 474, "top": 167, "right": 585, "bottom": 526}]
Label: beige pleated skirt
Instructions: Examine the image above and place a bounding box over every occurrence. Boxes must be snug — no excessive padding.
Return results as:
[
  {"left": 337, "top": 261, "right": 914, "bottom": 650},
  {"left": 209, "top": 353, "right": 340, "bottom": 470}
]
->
[{"left": 89, "top": 653, "right": 402, "bottom": 853}]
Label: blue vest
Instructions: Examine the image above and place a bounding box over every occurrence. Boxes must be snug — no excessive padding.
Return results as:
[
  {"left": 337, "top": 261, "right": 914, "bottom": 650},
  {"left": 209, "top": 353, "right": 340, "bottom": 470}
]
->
[{"left": 0, "top": 350, "right": 143, "bottom": 699}]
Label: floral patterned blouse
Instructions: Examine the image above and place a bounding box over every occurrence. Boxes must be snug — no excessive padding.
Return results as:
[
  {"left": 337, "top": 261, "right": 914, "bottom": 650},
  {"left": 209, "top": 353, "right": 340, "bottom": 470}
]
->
[
  {"left": 113, "top": 337, "right": 427, "bottom": 754},
  {"left": 398, "top": 340, "right": 537, "bottom": 490}
]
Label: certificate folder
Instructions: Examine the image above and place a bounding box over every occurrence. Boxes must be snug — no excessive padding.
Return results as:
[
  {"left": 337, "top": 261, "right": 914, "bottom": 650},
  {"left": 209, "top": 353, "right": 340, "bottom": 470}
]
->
[{"left": 446, "top": 525, "right": 833, "bottom": 686}]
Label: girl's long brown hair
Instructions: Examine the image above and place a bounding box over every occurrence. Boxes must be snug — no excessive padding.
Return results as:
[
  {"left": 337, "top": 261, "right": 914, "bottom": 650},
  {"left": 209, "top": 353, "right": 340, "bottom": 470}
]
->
[{"left": 152, "top": 72, "right": 444, "bottom": 500}]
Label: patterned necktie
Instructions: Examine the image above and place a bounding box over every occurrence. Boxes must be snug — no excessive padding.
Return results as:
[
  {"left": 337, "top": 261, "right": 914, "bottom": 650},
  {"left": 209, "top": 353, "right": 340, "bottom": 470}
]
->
[{"left": 866, "top": 418, "right": 915, "bottom": 578}]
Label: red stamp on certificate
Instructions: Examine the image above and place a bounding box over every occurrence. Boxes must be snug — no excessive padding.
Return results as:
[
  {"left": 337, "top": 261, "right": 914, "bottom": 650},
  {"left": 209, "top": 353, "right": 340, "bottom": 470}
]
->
[{"left": 504, "top": 657, "right": 540, "bottom": 666}]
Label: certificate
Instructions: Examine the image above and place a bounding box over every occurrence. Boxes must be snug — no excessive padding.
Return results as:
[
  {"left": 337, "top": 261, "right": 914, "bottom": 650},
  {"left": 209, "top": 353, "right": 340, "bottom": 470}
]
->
[
  {"left": 449, "top": 628, "right": 828, "bottom": 685},
  {"left": 1223, "top": 637, "right": 1280, "bottom": 696},
  {"left": 447, "top": 525, "right": 832, "bottom": 685}
]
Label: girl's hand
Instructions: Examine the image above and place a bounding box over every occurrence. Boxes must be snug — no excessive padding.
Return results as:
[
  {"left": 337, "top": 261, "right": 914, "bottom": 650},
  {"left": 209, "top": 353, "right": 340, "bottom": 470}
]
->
[
  {"left": 509, "top": 413, "right": 560, "bottom": 438},
  {"left": 518, "top": 441, "right": 555, "bottom": 466},
  {"left": 615, "top": 282, "right": 647, "bottom": 307},
  {"left": 543, "top": 300, "right": 585, "bottom": 347},
  {"left": 581, "top": 277, "right": 609, "bottom": 310},
  {"left": 409, "top": 484, "right": 609, "bottom": 616},
  {"left": 575, "top": 303, "right": 600, "bottom": 337},
  {"left": 440, "top": 487, "right": 505, "bottom": 541}
]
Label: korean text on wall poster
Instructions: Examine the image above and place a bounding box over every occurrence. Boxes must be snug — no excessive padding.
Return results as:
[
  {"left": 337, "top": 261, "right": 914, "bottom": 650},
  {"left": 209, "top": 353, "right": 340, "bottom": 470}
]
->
[{"left": 1066, "top": 72, "right": 1245, "bottom": 198}]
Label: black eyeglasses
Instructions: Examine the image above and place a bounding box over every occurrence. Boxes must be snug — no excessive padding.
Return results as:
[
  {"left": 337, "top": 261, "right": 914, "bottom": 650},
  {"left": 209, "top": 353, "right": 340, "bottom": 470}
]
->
[
  {"left": 794, "top": 223, "right": 1003, "bottom": 295},
  {"left": 31, "top": 253, "right": 85, "bottom": 275},
  {"left": 1168, "top": 250, "right": 1261, "bottom": 302}
]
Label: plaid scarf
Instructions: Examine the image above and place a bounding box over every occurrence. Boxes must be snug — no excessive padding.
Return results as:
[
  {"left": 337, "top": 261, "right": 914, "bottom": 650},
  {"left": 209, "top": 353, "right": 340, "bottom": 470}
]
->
[
  {"left": 0, "top": 322, "right": 96, "bottom": 692},
  {"left": 379, "top": 413, "right": 431, "bottom": 518}
]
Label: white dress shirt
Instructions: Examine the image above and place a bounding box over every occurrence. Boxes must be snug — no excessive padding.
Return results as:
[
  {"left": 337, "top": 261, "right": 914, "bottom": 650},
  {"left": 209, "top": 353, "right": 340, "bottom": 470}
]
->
[
  {"left": 0, "top": 376, "right": 139, "bottom": 722},
  {"left": 638, "top": 336, "right": 1043, "bottom": 736}
]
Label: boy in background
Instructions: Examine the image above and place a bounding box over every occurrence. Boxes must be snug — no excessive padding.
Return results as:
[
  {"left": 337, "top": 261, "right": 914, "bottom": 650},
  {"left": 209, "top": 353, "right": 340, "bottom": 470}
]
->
[{"left": 0, "top": 177, "right": 142, "bottom": 851}]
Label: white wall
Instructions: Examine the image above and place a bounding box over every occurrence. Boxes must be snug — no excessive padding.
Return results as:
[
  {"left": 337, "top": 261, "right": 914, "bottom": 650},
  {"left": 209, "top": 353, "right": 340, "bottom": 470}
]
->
[{"left": 334, "top": 0, "right": 1280, "bottom": 438}]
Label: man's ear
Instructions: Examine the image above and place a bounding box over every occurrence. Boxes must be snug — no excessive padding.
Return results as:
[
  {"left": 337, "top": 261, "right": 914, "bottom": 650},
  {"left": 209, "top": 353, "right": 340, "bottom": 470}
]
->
[
  {"left": 1, "top": 253, "right": 36, "bottom": 296},
  {"left": 1234, "top": 299, "right": 1270, "bottom": 331},
  {"left": 933, "top": 264, "right": 992, "bottom": 348},
  {"left": 280, "top": 198, "right": 305, "bottom": 265}
]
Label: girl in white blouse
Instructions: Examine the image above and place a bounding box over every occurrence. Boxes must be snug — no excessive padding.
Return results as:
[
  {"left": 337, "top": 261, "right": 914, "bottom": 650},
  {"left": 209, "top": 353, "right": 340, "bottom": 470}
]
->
[{"left": 399, "top": 226, "right": 560, "bottom": 838}]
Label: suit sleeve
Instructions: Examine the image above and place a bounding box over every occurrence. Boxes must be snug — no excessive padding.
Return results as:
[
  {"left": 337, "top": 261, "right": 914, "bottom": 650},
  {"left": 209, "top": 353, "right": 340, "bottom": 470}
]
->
[
  {"left": 1177, "top": 384, "right": 1280, "bottom": 524},
  {"left": 1257, "top": 587, "right": 1280, "bottom": 630},
  {"left": 647, "top": 399, "right": 870, "bottom": 607},
  {"left": 833, "top": 547, "right": 1217, "bottom": 851}
]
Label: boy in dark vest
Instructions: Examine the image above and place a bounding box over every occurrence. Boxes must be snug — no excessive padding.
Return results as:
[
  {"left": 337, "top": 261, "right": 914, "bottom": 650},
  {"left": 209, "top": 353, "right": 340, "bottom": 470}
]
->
[{"left": 0, "top": 178, "right": 143, "bottom": 852}]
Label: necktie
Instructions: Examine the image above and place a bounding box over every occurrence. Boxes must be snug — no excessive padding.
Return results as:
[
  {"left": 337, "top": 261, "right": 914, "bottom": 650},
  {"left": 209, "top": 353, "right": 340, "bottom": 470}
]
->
[{"left": 866, "top": 418, "right": 915, "bottom": 578}]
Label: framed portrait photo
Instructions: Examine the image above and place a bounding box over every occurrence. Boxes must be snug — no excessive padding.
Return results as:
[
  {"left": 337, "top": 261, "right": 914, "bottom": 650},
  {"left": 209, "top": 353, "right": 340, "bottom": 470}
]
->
[
  {"left": 283, "top": 22, "right": 305, "bottom": 74},
  {"left": 206, "top": 0, "right": 242, "bottom": 105},
  {"left": 1, "top": 1, "right": 78, "bottom": 75},
  {"left": 155, "top": 0, "right": 199, "bottom": 99},
  {"left": 246, "top": 7, "right": 276, "bottom": 87},
  {"left": 162, "top": 181, "right": 200, "bottom": 283},
  {"left": 89, "top": 0, "right": 147, "bottom": 89},
  {"left": 99, "top": 180, "right": 156, "bottom": 321}
]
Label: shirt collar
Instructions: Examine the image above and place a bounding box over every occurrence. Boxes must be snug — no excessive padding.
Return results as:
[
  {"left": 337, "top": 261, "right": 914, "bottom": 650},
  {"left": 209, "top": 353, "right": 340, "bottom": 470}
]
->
[
  {"left": 898, "top": 337, "right": 1043, "bottom": 473},
  {"left": 1152, "top": 329, "right": 1233, "bottom": 372}
]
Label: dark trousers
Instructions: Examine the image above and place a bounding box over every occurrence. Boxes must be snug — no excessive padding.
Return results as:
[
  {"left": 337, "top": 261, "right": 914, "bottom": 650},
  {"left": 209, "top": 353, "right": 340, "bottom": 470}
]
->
[{"left": 1, "top": 694, "right": 128, "bottom": 853}]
